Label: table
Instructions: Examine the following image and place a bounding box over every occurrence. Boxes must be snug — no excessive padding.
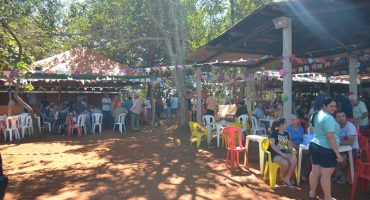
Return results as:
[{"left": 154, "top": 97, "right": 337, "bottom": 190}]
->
[
  {"left": 297, "top": 144, "right": 354, "bottom": 186},
  {"left": 259, "top": 118, "right": 275, "bottom": 128},
  {"left": 208, "top": 121, "right": 233, "bottom": 147},
  {"left": 245, "top": 135, "right": 268, "bottom": 174},
  {"left": 225, "top": 114, "right": 235, "bottom": 122}
]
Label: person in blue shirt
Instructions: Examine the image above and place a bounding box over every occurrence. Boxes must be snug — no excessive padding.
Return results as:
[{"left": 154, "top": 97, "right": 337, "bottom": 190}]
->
[
  {"left": 41, "top": 104, "right": 55, "bottom": 125},
  {"left": 124, "top": 97, "right": 133, "bottom": 123},
  {"left": 286, "top": 114, "right": 308, "bottom": 183},
  {"left": 313, "top": 86, "right": 328, "bottom": 111},
  {"left": 170, "top": 95, "right": 178, "bottom": 121},
  {"left": 333, "top": 89, "right": 353, "bottom": 118},
  {"left": 308, "top": 97, "right": 343, "bottom": 199}
]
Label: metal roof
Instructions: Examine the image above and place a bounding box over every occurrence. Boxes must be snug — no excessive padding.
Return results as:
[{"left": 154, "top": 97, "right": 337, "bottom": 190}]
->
[{"left": 186, "top": 0, "right": 370, "bottom": 70}]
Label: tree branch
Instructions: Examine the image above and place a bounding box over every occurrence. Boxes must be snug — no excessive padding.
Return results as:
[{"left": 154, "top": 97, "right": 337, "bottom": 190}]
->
[
  {"left": 119, "top": 37, "right": 167, "bottom": 46},
  {"left": 1, "top": 19, "right": 22, "bottom": 67}
]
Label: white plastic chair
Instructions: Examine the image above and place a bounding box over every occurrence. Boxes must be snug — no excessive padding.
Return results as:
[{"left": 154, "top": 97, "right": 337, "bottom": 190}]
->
[
  {"left": 202, "top": 115, "right": 217, "bottom": 131},
  {"left": 250, "top": 115, "right": 266, "bottom": 135},
  {"left": 76, "top": 114, "right": 87, "bottom": 135},
  {"left": 238, "top": 114, "right": 249, "bottom": 138},
  {"left": 113, "top": 113, "right": 126, "bottom": 133},
  {"left": 92, "top": 113, "right": 103, "bottom": 133},
  {"left": 40, "top": 114, "right": 52, "bottom": 132},
  {"left": 4, "top": 116, "right": 21, "bottom": 141},
  {"left": 18, "top": 113, "right": 29, "bottom": 126},
  {"left": 20, "top": 116, "right": 32, "bottom": 138}
]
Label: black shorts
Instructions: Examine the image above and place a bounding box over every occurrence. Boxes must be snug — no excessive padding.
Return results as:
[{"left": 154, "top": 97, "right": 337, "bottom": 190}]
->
[{"left": 309, "top": 142, "right": 337, "bottom": 168}]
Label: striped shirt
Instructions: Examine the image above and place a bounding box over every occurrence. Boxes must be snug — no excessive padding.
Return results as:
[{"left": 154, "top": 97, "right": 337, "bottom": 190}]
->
[{"left": 353, "top": 100, "right": 369, "bottom": 126}]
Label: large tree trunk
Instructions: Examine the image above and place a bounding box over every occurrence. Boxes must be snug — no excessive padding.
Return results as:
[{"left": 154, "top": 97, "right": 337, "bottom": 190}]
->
[
  {"left": 14, "top": 83, "right": 39, "bottom": 135},
  {"left": 1, "top": 19, "right": 39, "bottom": 135}
]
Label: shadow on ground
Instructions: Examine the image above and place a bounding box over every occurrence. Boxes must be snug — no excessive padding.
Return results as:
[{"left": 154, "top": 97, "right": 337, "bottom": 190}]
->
[{"left": 1, "top": 120, "right": 369, "bottom": 200}]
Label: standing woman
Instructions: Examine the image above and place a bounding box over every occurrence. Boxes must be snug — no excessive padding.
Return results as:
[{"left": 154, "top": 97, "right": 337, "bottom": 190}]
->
[
  {"left": 308, "top": 97, "right": 342, "bottom": 199},
  {"left": 268, "top": 118, "right": 297, "bottom": 188}
]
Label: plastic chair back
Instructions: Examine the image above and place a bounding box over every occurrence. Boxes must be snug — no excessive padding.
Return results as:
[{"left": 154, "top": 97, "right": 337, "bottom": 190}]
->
[
  {"left": 347, "top": 118, "right": 354, "bottom": 123},
  {"left": 6, "top": 116, "right": 20, "bottom": 129},
  {"left": 189, "top": 121, "right": 199, "bottom": 137},
  {"left": 18, "top": 113, "right": 29, "bottom": 126},
  {"left": 67, "top": 115, "right": 75, "bottom": 126},
  {"left": 223, "top": 127, "right": 243, "bottom": 149},
  {"left": 298, "top": 119, "right": 308, "bottom": 134},
  {"left": 77, "top": 114, "right": 86, "bottom": 126},
  {"left": 117, "top": 113, "right": 126, "bottom": 123},
  {"left": 92, "top": 113, "right": 103, "bottom": 124},
  {"left": 202, "top": 115, "right": 214, "bottom": 126},
  {"left": 250, "top": 115, "right": 260, "bottom": 129},
  {"left": 238, "top": 114, "right": 249, "bottom": 132}
]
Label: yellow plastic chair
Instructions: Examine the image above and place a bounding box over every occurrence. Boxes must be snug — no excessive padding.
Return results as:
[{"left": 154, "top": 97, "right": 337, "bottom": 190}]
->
[
  {"left": 261, "top": 139, "right": 298, "bottom": 188},
  {"left": 189, "top": 122, "right": 209, "bottom": 147}
]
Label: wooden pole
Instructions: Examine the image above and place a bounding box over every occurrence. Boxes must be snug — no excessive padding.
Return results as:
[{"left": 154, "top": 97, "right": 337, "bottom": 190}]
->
[
  {"left": 349, "top": 58, "right": 357, "bottom": 95},
  {"left": 196, "top": 66, "right": 202, "bottom": 124},
  {"left": 246, "top": 80, "right": 252, "bottom": 112},
  {"left": 275, "top": 17, "right": 293, "bottom": 120}
]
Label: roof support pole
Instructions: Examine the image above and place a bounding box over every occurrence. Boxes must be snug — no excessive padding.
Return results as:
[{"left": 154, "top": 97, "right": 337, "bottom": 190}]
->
[
  {"left": 247, "top": 80, "right": 252, "bottom": 112},
  {"left": 349, "top": 58, "right": 357, "bottom": 95},
  {"left": 273, "top": 16, "right": 292, "bottom": 120},
  {"left": 196, "top": 66, "right": 202, "bottom": 124}
]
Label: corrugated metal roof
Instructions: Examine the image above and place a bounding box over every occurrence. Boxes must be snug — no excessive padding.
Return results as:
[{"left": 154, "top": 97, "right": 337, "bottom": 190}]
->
[{"left": 186, "top": 0, "right": 370, "bottom": 71}]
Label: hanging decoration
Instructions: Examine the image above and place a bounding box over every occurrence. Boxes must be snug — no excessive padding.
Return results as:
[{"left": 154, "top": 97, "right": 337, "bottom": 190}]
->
[
  {"left": 281, "top": 94, "right": 289, "bottom": 102},
  {"left": 279, "top": 69, "right": 287, "bottom": 77}
]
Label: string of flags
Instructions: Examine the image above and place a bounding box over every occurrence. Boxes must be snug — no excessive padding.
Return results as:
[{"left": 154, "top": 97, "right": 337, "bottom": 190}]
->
[{"left": 1, "top": 54, "right": 369, "bottom": 84}]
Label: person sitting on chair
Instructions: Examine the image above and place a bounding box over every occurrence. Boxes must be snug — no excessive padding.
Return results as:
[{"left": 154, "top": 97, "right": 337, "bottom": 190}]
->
[
  {"left": 54, "top": 106, "right": 69, "bottom": 134},
  {"left": 235, "top": 101, "right": 248, "bottom": 118},
  {"left": 113, "top": 103, "right": 128, "bottom": 123},
  {"left": 91, "top": 104, "right": 103, "bottom": 115},
  {"left": 332, "top": 110, "right": 359, "bottom": 184},
  {"left": 42, "top": 104, "right": 55, "bottom": 126}
]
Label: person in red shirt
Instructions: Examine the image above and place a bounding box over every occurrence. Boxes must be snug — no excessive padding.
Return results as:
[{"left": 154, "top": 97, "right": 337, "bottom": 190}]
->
[{"left": 113, "top": 94, "right": 121, "bottom": 110}]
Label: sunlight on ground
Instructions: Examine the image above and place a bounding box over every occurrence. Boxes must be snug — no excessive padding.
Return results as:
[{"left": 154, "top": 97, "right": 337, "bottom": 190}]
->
[{"left": 1, "top": 128, "right": 357, "bottom": 200}]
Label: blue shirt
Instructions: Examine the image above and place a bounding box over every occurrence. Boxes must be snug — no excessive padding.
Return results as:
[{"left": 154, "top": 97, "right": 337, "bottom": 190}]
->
[
  {"left": 91, "top": 108, "right": 103, "bottom": 115},
  {"left": 253, "top": 107, "right": 264, "bottom": 118},
  {"left": 171, "top": 97, "right": 178, "bottom": 109},
  {"left": 335, "top": 94, "right": 353, "bottom": 118},
  {"left": 286, "top": 125, "right": 304, "bottom": 147},
  {"left": 311, "top": 110, "right": 340, "bottom": 149},
  {"left": 124, "top": 100, "right": 133, "bottom": 111},
  {"left": 314, "top": 94, "right": 328, "bottom": 111},
  {"left": 42, "top": 108, "right": 52, "bottom": 118}
]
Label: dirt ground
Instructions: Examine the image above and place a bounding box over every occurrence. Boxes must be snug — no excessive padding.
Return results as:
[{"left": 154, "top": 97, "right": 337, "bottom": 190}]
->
[{"left": 1, "top": 121, "right": 370, "bottom": 200}]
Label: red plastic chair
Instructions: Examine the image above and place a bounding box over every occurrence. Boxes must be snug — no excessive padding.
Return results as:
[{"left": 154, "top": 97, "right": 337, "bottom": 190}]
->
[
  {"left": 348, "top": 133, "right": 370, "bottom": 184},
  {"left": 67, "top": 115, "right": 82, "bottom": 138},
  {"left": 223, "top": 126, "right": 248, "bottom": 171},
  {"left": 347, "top": 118, "right": 354, "bottom": 123},
  {"left": 298, "top": 119, "right": 308, "bottom": 134},
  {"left": 350, "top": 148, "right": 370, "bottom": 200}
]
